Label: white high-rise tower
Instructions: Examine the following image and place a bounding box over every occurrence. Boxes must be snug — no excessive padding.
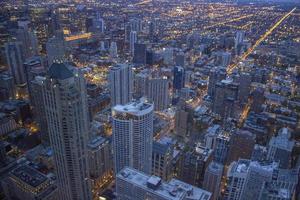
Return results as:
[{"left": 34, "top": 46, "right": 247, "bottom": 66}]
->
[
  {"left": 130, "top": 31, "right": 137, "bottom": 55},
  {"left": 112, "top": 99, "right": 154, "bottom": 174},
  {"left": 109, "top": 64, "right": 133, "bottom": 106},
  {"left": 42, "top": 63, "right": 92, "bottom": 200}
]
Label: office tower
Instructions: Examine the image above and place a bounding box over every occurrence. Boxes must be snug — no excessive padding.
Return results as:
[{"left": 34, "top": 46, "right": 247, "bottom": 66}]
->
[
  {"left": 112, "top": 100, "right": 154, "bottom": 174},
  {"left": 214, "top": 51, "right": 232, "bottom": 67},
  {"left": 207, "top": 68, "right": 226, "bottom": 98},
  {"left": 30, "top": 76, "right": 49, "bottom": 144},
  {"left": 163, "top": 48, "right": 174, "bottom": 65},
  {"left": 46, "top": 36, "right": 66, "bottom": 66},
  {"left": 86, "top": 17, "right": 94, "bottom": 32},
  {"left": 42, "top": 63, "right": 92, "bottom": 200},
  {"left": 108, "top": 64, "right": 133, "bottom": 106},
  {"left": 1, "top": 164, "right": 58, "bottom": 200},
  {"left": 133, "top": 43, "right": 147, "bottom": 64},
  {"left": 93, "top": 15, "right": 104, "bottom": 33},
  {"left": 146, "top": 49, "right": 154, "bottom": 65},
  {"left": 267, "top": 128, "right": 294, "bottom": 169},
  {"left": 116, "top": 167, "right": 212, "bottom": 200},
  {"left": 251, "top": 86, "right": 265, "bottom": 113},
  {"left": 235, "top": 31, "right": 245, "bottom": 55},
  {"left": 152, "top": 141, "right": 173, "bottom": 181},
  {"left": 212, "top": 79, "right": 239, "bottom": 120},
  {"left": 204, "top": 125, "right": 221, "bottom": 149},
  {"left": 0, "top": 74, "right": 15, "bottom": 100},
  {"left": 23, "top": 56, "right": 45, "bottom": 99},
  {"left": 258, "top": 168, "right": 298, "bottom": 200},
  {"left": 173, "top": 66, "right": 185, "bottom": 90},
  {"left": 175, "top": 108, "right": 189, "bottom": 136},
  {"left": 146, "top": 77, "right": 169, "bottom": 111},
  {"left": 109, "top": 41, "right": 118, "bottom": 59},
  {"left": 240, "top": 161, "right": 278, "bottom": 200},
  {"left": 148, "top": 20, "right": 156, "bottom": 42},
  {"left": 225, "top": 159, "right": 250, "bottom": 200},
  {"left": 175, "top": 51, "right": 185, "bottom": 67},
  {"left": 203, "top": 162, "right": 223, "bottom": 200},
  {"left": 5, "top": 42, "right": 26, "bottom": 86},
  {"left": 226, "top": 130, "right": 255, "bottom": 165},
  {"left": 238, "top": 72, "right": 252, "bottom": 104},
  {"left": 235, "top": 31, "right": 245, "bottom": 46},
  {"left": 88, "top": 136, "right": 113, "bottom": 191},
  {"left": 179, "top": 145, "right": 213, "bottom": 187},
  {"left": 130, "top": 31, "right": 137, "bottom": 55},
  {"left": 134, "top": 71, "right": 149, "bottom": 98},
  {"left": 16, "top": 26, "right": 39, "bottom": 58},
  {"left": 214, "top": 133, "right": 230, "bottom": 164},
  {"left": 124, "top": 23, "right": 131, "bottom": 42},
  {"left": 130, "top": 18, "right": 142, "bottom": 32}
]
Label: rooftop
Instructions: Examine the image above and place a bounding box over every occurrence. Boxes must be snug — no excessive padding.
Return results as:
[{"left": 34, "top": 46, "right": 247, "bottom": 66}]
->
[
  {"left": 117, "top": 167, "right": 211, "bottom": 200},
  {"left": 10, "top": 165, "right": 48, "bottom": 188},
  {"left": 88, "top": 136, "right": 108, "bottom": 149},
  {"left": 48, "top": 63, "right": 74, "bottom": 80},
  {"left": 113, "top": 99, "right": 153, "bottom": 116}
]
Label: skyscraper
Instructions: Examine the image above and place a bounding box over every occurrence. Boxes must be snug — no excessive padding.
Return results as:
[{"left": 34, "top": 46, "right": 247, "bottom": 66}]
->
[
  {"left": 152, "top": 141, "right": 173, "bottom": 181},
  {"left": 203, "top": 162, "right": 223, "bottom": 200},
  {"left": 31, "top": 76, "right": 49, "bottom": 144},
  {"left": 93, "top": 15, "right": 104, "bottom": 33},
  {"left": 212, "top": 79, "right": 239, "bottom": 120},
  {"left": 235, "top": 31, "right": 245, "bottom": 55},
  {"left": 226, "top": 130, "right": 255, "bottom": 165},
  {"left": 46, "top": 36, "right": 66, "bottom": 66},
  {"left": 109, "top": 64, "right": 133, "bottom": 106},
  {"left": 109, "top": 41, "right": 118, "bottom": 59},
  {"left": 267, "top": 128, "right": 294, "bottom": 169},
  {"left": 225, "top": 159, "right": 250, "bottom": 200},
  {"left": 207, "top": 68, "right": 226, "bottom": 99},
  {"left": 42, "top": 63, "right": 92, "bottom": 200},
  {"left": 146, "top": 77, "right": 169, "bottom": 111},
  {"left": 173, "top": 66, "right": 185, "bottom": 90},
  {"left": 133, "top": 43, "right": 147, "bottom": 64},
  {"left": 240, "top": 161, "right": 278, "bottom": 200},
  {"left": 5, "top": 42, "right": 26, "bottom": 86},
  {"left": 112, "top": 99, "right": 154, "bottom": 174},
  {"left": 238, "top": 72, "right": 252, "bottom": 104},
  {"left": 130, "top": 31, "right": 137, "bottom": 55},
  {"left": 16, "top": 26, "right": 39, "bottom": 58}
]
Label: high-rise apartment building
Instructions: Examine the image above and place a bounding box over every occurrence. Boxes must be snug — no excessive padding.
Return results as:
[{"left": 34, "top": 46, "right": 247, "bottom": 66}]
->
[
  {"left": 112, "top": 99, "right": 154, "bottom": 174},
  {"left": 108, "top": 64, "right": 133, "bottom": 106},
  {"left": 203, "top": 162, "right": 223, "bottom": 200},
  {"left": 146, "top": 77, "right": 169, "bottom": 111}
]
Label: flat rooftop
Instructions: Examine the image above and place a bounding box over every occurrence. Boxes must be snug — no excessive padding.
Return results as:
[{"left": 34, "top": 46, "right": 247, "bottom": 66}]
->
[
  {"left": 117, "top": 167, "right": 211, "bottom": 200},
  {"left": 11, "top": 165, "right": 48, "bottom": 188},
  {"left": 113, "top": 100, "right": 153, "bottom": 116}
]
